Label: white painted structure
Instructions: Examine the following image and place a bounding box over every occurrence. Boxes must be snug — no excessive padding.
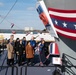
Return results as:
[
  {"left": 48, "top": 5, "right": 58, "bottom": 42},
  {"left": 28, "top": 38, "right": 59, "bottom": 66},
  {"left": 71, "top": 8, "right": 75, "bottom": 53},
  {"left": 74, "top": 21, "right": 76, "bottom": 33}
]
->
[{"left": 0, "top": 33, "right": 55, "bottom": 42}]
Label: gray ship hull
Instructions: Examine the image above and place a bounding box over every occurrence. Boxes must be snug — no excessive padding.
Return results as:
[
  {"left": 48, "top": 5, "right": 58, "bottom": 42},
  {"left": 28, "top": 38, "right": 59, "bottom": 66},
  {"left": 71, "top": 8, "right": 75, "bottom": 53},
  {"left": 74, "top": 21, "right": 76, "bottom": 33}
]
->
[
  {"left": 56, "top": 35, "right": 76, "bottom": 74},
  {"left": 38, "top": 0, "right": 76, "bottom": 74},
  {"left": 42, "top": 0, "right": 76, "bottom": 61}
]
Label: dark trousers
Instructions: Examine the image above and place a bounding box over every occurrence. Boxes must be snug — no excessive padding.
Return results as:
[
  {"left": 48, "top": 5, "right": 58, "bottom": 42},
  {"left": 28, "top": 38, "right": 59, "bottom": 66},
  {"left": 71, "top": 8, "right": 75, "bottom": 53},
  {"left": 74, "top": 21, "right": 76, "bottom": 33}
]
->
[
  {"left": 27, "top": 58, "right": 33, "bottom": 66},
  {"left": 7, "top": 58, "right": 14, "bottom": 66},
  {"left": 18, "top": 55, "right": 22, "bottom": 66},
  {"left": 14, "top": 52, "right": 18, "bottom": 63},
  {"left": 22, "top": 53, "right": 26, "bottom": 62}
]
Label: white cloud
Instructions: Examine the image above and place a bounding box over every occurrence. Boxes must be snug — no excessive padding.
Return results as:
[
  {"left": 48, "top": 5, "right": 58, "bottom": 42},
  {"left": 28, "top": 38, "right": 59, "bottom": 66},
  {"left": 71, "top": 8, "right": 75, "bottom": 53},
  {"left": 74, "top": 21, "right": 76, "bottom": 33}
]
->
[
  {"left": 27, "top": 7, "right": 35, "bottom": 11},
  {"left": 0, "top": 2, "right": 4, "bottom": 6}
]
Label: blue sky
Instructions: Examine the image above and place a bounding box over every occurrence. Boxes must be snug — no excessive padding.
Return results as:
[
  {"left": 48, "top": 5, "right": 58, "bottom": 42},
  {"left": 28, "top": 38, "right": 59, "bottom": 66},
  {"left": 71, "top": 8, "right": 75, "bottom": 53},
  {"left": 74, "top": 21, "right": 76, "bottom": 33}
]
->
[{"left": 0, "top": 0, "right": 45, "bottom": 30}]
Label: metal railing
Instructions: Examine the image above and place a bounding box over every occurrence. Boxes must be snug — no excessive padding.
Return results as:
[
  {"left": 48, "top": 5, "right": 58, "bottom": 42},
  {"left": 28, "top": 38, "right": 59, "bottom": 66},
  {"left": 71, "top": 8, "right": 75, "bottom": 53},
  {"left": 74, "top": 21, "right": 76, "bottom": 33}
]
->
[
  {"left": 0, "top": 65, "right": 76, "bottom": 75},
  {"left": 0, "top": 66, "right": 18, "bottom": 75},
  {"left": 61, "top": 53, "right": 76, "bottom": 75}
]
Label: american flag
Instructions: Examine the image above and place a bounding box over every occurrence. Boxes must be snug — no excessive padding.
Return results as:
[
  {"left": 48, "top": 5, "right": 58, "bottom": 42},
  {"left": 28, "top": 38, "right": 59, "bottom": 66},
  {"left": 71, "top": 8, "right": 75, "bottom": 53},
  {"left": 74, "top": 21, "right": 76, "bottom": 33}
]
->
[{"left": 48, "top": 8, "right": 76, "bottom": 40}]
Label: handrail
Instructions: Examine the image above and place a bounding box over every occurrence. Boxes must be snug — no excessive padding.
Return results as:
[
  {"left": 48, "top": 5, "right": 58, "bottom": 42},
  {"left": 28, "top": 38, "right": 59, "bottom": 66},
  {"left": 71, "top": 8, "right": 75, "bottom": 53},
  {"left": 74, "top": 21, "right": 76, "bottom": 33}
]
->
[
  {"left": 0, "top": 66, "right": 18, "bottom": 75},
  {"left": 63, "top": 53, "right": 76, "bottom": 60},
  {"left": 62, "top": 53, "right": 76, "bottom": 74},
  {"left": 0, "top": 65, "right": 76, "bottom": 75},
  {"left": 0, "top": 52, "right": 7, "bottom": 71},
  {"left": 20, "top": 66, "right": 27, "bottom": 75}
]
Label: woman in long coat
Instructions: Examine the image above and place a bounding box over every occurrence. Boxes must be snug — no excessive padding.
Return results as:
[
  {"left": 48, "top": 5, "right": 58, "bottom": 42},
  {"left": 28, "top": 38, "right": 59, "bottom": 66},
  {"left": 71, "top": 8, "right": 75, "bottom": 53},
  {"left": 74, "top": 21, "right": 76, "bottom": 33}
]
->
[
  {"left": 26, "top": 41, "right": 34, "bottom": 66},
  {"left": 7, "top": 39, "right": 14, "bottom": 65}
]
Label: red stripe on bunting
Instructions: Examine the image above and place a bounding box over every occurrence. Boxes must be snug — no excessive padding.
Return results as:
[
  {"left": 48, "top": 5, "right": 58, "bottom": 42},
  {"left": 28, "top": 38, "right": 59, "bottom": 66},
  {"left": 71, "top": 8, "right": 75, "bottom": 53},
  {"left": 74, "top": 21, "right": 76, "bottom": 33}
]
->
[
  {"left": 50, "top": 14, "right": 76, "bottom": 22},
  {"left": 48, "top": 8, "right": 76, "bottom": 13}
]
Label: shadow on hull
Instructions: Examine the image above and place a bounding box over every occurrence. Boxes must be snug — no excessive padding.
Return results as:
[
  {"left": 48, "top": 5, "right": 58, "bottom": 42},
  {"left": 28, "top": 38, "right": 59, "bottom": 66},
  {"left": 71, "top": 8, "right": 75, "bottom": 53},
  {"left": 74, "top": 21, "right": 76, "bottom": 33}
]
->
[{"left": 58, "top": 35, "right": 76, "bottom": 52}]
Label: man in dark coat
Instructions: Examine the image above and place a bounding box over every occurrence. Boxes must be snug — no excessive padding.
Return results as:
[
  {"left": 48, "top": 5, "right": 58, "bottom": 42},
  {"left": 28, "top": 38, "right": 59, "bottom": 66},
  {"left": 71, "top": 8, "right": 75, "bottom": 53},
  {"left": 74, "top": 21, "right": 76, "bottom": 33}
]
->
[
  {"left": 22, "top": 37, "right": 27, "bottom": 62},
  {"left": 30, "top": 36, "right": 36, "bottom": 51},
  {"left": 14, "top": 38, "right": 20, "bottom": 63},
  {"left": 17, "top": 40, "right": 24, "bottom": 66}
]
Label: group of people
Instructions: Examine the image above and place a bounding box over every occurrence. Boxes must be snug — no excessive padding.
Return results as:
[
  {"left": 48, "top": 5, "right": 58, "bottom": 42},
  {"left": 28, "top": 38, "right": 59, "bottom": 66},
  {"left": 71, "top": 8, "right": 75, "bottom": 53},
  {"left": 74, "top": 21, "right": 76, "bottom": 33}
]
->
[{"left": 6, "top": 35, "right": 50, "bottom": 66}]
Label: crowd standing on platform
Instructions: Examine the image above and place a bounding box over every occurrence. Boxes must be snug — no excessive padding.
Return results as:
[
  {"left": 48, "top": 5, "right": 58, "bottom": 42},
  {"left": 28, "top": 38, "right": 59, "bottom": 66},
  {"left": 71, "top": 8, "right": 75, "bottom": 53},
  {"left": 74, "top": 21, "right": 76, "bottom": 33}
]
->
[{"left": 1, "top": 34, "right": 55, "bottom": 66}]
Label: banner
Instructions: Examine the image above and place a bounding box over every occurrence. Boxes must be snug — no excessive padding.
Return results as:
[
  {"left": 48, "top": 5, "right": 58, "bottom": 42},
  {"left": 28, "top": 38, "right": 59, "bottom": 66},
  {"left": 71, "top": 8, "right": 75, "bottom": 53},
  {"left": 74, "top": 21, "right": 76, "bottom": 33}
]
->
[
  {"left": 49, "top": 42, "right": 60, "bottom": 56},
  {"left": 48, "top": 7, "right": 76, "bottom": 40}
]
